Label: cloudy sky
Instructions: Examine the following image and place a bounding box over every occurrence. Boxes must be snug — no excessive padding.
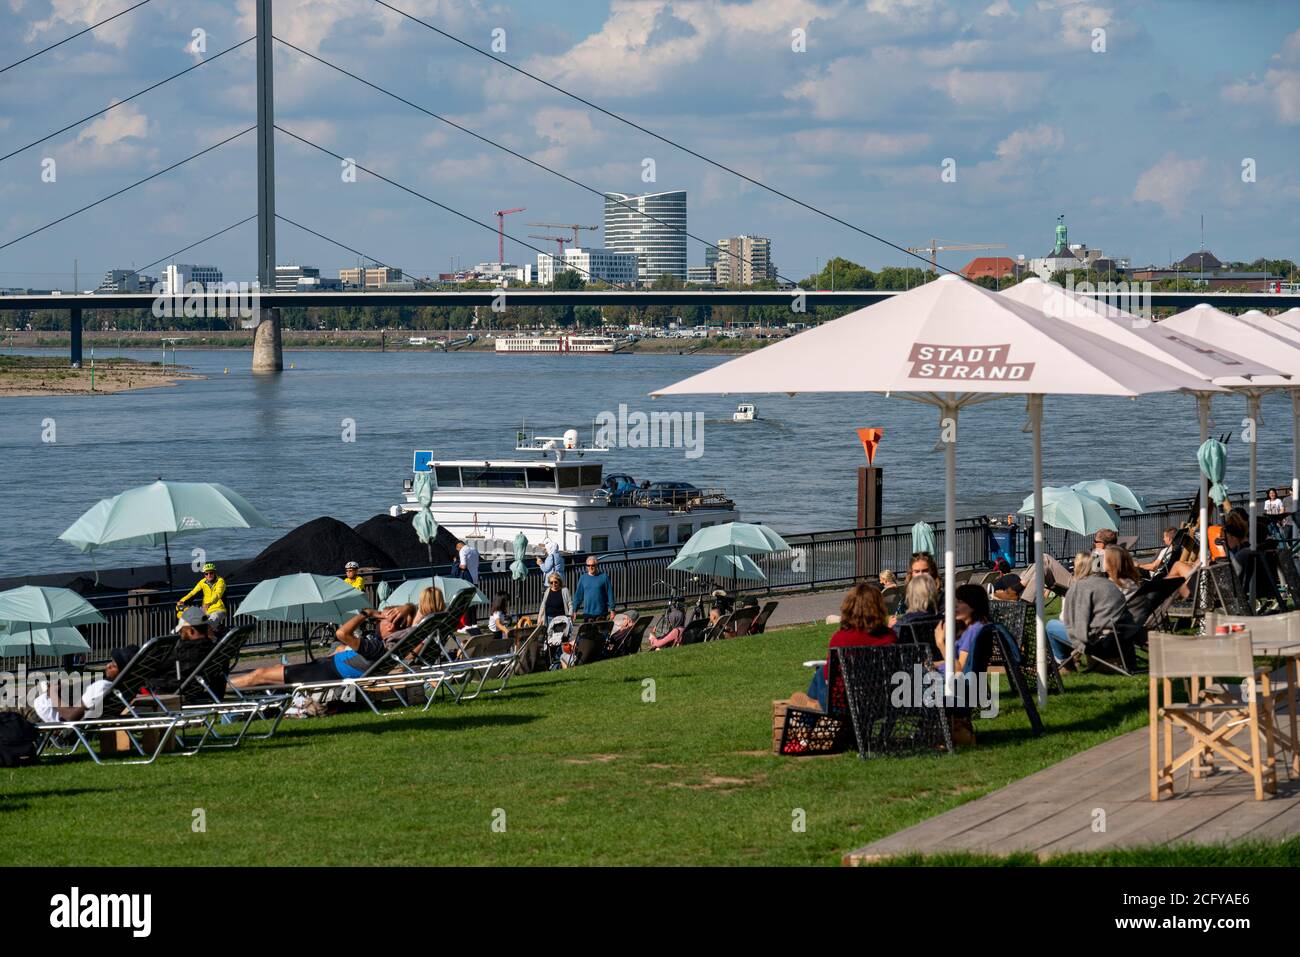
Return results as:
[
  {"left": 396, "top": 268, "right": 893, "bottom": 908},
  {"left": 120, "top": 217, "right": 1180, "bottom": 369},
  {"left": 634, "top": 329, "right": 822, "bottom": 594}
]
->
[{"left": 0, "top": 0, "right": 1296, "bottom": 289}]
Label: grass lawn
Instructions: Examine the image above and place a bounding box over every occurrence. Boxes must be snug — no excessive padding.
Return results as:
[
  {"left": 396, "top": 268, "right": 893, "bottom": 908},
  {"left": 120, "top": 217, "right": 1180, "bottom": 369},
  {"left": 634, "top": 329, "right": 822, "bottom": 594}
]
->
[{"left": 0, "top": 623, "right": 1206, "bottom": 866}]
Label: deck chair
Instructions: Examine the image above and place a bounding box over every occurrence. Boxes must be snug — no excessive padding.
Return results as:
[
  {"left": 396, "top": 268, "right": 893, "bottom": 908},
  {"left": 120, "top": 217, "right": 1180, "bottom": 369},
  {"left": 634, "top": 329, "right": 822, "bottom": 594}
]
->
[
  {"left": 280, "top": 615, "right": 450, "bottom": 715},
  {"left": 836, "top": 644, "right": 954, "bottom": 757},
  {"left": 104, "top": 634, "right": 182, "bottom": 718},
  {"left": 1149, "top": 631, "right": 1280, "bottom": 801},
  {"left": 701, "top": 612, "right": 733, "bottom": 642},
  {"left": 1209, "top": 561, "right": 1254, "bottom": 615},
  {"left": 969, "top": 622, "right": 1044, "bottom": 736},
  {"left": 895, "top": 614, "right": 940, "bottom": 649},
  {"left": 987, "top": 599, "right": 1064, "bottom": 697},
  {"left": 436, "top": 631, "right": 521, "bottom": 703},
  {"left": 749, "top": 601, "right": 779, "bottom": 634},
  {"left": 609, "top": 614, "right": 653, "bottom": 656},
  {"left": 1273, "top": 549, "right": 1300, "bottom": 610},
  {"left": 145, "top": 625, "right": 287, "bottom": 747},
  {"left": 679, "top": 618, "right": 709, "bottom": 645},
  {"left": 36, "top": 711, "right": 222, "bottom": 765},
  {"left": 728, "top": 606, "right": 760, "bottom": 636},
  {"left": 573, "top": 619, "right": 614, "bottom": 664}
]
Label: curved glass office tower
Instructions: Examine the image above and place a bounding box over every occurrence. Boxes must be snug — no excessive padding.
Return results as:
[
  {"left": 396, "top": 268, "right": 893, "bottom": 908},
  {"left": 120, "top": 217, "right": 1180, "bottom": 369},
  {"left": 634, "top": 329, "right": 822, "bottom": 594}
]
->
[{"left": 603, "top": 190, "right": 687, "bottom": 284}]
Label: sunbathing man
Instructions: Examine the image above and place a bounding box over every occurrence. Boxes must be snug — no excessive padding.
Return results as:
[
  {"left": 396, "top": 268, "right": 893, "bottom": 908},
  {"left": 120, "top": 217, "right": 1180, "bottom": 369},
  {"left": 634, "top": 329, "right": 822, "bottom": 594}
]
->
[
  {"left": 230, "top": 602, "right": 423, "bottom": 689},
  {"left": 31, "top": 645, "right": 137, "bottom": 722}
]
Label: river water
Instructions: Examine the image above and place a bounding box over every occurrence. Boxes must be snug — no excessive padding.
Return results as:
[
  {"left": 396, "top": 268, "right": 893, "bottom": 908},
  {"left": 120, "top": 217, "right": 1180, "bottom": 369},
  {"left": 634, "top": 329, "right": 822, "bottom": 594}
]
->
[{"left": 1, "top": 346, "right": 1295, "bottom": 574}]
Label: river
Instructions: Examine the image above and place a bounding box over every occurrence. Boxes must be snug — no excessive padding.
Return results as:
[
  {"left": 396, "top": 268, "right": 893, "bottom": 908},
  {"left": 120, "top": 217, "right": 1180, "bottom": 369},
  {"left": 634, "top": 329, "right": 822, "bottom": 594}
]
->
[{"left": 0, "top": 346, "right": 1294, "bottom": 574}]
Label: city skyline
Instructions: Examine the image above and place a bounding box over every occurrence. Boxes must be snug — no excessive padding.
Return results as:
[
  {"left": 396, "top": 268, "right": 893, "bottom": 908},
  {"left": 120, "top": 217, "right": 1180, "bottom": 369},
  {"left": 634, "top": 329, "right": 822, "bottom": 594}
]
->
[{"left": 0, "top": 0, "right": 1296, "bottom": 289}]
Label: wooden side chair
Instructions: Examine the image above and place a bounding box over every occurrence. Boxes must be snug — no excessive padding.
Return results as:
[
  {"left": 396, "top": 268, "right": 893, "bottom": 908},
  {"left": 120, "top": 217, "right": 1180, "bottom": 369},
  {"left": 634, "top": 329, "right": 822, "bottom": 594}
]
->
[{"left": 1148, "top": 631, "right": 1280, "bottom": 801}]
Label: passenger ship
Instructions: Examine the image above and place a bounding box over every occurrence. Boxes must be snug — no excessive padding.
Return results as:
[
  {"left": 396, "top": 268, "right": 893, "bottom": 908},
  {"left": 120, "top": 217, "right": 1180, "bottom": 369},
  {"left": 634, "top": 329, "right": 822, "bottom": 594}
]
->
[
  {"left": 494, "top": 334, "right": 617, "bottom": 353},
  {"left": 392, "top": 430, "right": 739, "bottom": 556}
]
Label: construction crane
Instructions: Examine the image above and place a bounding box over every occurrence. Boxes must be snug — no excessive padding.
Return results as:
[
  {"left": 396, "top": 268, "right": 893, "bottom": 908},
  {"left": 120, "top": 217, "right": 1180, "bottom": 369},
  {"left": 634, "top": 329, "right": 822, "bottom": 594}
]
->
[
  {"left": 905, "top": 239, "right": 1007, "bottom": 274},
  {"left": 527, "top": 222, "right": 599, "bottom": 247},
  {"left": 529, "top": 234, "right": 569, "bottom": 258},
  {"left": 494, "top": 207, "right": 525, "bottom": 263}
]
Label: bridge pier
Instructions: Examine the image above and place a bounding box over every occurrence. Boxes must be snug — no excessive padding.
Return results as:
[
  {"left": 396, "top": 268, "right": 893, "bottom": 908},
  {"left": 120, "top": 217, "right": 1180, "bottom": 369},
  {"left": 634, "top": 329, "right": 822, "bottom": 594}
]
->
[
  {"left": 251, "top": 307, "right": 283, "bottom": 373},
  {"left": 69, "top": 306, "right": 82, "bottom": 367}
]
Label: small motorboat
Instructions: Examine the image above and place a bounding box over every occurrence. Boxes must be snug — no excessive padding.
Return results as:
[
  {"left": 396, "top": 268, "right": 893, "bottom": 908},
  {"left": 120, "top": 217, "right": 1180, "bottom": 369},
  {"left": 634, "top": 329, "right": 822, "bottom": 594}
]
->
[{"left": 733, "top": 402, "right": 758, "bottom": 422}]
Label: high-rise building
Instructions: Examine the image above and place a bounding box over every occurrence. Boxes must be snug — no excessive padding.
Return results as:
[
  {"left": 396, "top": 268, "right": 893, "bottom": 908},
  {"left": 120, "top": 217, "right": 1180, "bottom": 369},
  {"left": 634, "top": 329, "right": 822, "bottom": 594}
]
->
[
  {"left": 714, "top": 236, "right": 775, "bottom": 285},
  {"left": 603, "top": 190, "right": 687, "bottom": 284},
  {"left": 339, "top": 266, "right": 403, "bottom": 288},
  {"left": 536, "top": 247, "right": 639, "bottom": 286}
]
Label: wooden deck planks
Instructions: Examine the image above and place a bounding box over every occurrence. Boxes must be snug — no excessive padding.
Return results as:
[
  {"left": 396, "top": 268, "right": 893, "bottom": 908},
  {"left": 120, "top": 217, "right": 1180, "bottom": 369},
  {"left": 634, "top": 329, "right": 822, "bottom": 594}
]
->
[{"left": 844, "top": 722, "right": 1300, "bottom": 864}]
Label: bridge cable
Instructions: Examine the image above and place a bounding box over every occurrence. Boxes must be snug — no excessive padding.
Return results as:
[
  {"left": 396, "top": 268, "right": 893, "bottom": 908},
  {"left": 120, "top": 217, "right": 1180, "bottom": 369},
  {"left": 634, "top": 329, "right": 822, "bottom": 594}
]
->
[
  {"left": 275, "top": 124, "right": 637, "bottom": 290},
  {"left": 1, "top": 0, "right": 154, "bottom": 75},
  {"left": 368, "top": 0, "right": 955, "bottom": 278},
  {"left": 137, "top": 215, "right": 258, "bottom": 274},
  {"left": 0, "top": 38, "right": 255, "bottom": 165},
  {"left": 0, "top": 126, "right": 256, "bottom": 253},
  {"left": 274, "top": 36, "right": 798, "bottom": 289}
]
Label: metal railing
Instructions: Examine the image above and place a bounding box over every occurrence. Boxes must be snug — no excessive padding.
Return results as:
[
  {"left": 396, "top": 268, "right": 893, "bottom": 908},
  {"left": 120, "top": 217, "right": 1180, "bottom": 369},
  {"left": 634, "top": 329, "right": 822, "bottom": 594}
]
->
[
  {"left": 26, "top": 492, "right": 1251, "bottom": 665},
  {"left": 45, "top": 515, "right": 997, "bottom": 663}
]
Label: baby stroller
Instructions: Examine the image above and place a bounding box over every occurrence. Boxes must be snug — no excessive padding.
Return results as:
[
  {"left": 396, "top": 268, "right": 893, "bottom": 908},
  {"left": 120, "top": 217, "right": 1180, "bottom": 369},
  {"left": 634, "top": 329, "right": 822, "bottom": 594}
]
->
[{"left": 545, "top": 615, "right": 574, "bottom": 670}]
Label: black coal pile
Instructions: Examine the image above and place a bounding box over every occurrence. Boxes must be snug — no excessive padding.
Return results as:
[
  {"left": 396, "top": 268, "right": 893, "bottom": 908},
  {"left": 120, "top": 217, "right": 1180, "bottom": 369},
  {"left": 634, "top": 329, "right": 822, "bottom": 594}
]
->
[
  {"left": 352, "top": 511, "right": 458, "bottom": 570},
  {"left": 238, "top": 517, "right": 397, "bottom": 580}
]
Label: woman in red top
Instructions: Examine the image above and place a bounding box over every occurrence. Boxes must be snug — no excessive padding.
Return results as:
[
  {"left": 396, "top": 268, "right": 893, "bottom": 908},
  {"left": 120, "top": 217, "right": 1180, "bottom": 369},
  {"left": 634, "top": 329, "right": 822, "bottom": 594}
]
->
[{"left": 788, "top": 583, "right": 897, "bottom": 713}]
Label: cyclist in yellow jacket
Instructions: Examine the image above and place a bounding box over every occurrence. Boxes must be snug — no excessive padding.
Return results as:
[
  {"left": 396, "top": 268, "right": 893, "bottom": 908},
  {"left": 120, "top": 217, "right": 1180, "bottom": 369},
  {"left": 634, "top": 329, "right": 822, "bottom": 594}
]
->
[
  {"left": 343, "top": 561, "right": 365, "bottom": 591},
  {"left": 178, "top": 562, "right": 227, "bottom": 636}
]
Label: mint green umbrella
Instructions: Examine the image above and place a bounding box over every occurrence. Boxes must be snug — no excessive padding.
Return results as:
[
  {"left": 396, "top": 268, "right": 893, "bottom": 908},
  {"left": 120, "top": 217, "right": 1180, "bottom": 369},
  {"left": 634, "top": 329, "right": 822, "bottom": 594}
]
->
[
  {"left": 58, "top": 480, "right": 270, "bottom": 590},
  {"left": 1071, "top": 479, "right": 1145, "bottom": 513},
  {"left": 510, "top": 532, "right": 529, "bottom": 580},
  {"left": 379, "top": 575, "right": 486, "bottom": 609},
  {"left": 0, "top": 585, "right": 105, "bottom": 627},
  {"left": 0, "top": 585, "right": 104, "bottom": 660},
  {"left": 1198, "top": 439, "right": 1228, "bottom": 505},
  {"left": 675, "top": 521, "right": 790, "bottom": 560},
  {"left": 0, "top": 624, "right": 90, "bottom": 657},
  {"left": 1018, "top": 486, "right": 1119, "bottom": 535},
  {"left": 667, "top": 551, "right": 766, "bottom": 581},
  {"left": 238, "top": 573, "right": 368, "bottom": 623},
  {"left": 411, "top": 472, "right": 440, "bottom": 572},
  {"left": 911, "top": 521, "right": 936, "bottom": 556}
]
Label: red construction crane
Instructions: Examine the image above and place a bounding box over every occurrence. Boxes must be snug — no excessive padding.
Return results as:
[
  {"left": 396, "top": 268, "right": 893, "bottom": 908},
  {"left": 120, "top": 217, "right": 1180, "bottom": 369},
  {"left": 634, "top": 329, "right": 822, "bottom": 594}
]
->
[
  {"left": 529, "top": 234, "right": 569, "bottom": 258},
  {"left": 494, "top": 207, "right": 525, "bottom": 263},
  {"left": 527, "top": 222, "right": 599, "bottom": 246}
]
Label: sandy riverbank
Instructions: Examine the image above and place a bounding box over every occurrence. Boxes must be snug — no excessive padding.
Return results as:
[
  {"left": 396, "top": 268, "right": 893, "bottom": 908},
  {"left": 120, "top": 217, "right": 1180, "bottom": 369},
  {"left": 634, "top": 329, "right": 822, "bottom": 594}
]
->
[{"left": 0, "top": 357, "right": 201, "bottom": 397}]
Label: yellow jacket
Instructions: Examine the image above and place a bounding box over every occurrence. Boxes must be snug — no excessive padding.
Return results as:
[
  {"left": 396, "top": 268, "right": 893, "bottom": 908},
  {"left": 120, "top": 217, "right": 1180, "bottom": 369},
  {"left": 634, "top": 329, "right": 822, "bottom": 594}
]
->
[
  {"left": 179, "top": 576, "right": 227, "bottom": 615},
  {"left": 345, "top": 575, "right": 365, "bottom": 591}
]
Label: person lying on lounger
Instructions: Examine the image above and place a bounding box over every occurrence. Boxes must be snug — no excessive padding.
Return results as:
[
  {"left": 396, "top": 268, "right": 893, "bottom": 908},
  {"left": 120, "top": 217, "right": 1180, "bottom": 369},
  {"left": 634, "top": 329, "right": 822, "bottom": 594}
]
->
[
  {"left": 230, "top": 602, "right": 425, "bottom": 689},
  {"left": 31, "top": 645, "right": 137, "bottom": 722}
]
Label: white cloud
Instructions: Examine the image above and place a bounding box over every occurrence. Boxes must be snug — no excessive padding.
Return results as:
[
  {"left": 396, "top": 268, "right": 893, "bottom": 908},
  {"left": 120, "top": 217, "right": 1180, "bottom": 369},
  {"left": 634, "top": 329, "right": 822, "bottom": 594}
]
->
[
  {"left": 70, "top": 100, "right": 150, "bottom": 167},
  {"left": 931, "top": 68, "right": 1045, "bottom": 111},
  {"left": 1222, "top": 29, "right": 1300, "bottom": 125},
  {"left": 1132, "top": 154, "right": 1206, "bottom": 217},
  {"left": 985, "top": 0, "right": 1016, "bottom": 17},
  {"left": 27, "top": 0, "right": 137, "bottom": 49},
  {"left": 995, "top": 123, "right": 1064, "bottom": 161},
  {"left": 798, "top": 128, "right": 932, "bottom": 159}
]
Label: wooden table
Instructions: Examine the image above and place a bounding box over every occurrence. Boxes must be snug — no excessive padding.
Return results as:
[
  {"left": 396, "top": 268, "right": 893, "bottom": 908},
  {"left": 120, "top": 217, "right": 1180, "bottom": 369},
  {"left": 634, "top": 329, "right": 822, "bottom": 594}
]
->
[{"left": 1250, "top": 633, "right": 1300, "bottom": 775}]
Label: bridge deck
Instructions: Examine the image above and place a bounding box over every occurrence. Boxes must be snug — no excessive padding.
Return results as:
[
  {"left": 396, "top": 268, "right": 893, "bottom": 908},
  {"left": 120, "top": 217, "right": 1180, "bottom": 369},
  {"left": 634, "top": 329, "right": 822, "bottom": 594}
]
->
[{"left": 843, "top": 721, "right": 1300, "bottom": 863}]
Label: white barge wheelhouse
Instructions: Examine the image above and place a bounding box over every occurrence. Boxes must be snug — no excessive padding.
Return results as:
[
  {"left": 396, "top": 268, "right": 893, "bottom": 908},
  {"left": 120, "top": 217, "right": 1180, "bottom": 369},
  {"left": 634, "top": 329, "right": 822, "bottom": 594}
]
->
[
  {"left": 494, "top": 334, "right": 617, "bottom": 353},
  {"left": 394, "top": 431, "right": 739, "bottom": 555}
]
